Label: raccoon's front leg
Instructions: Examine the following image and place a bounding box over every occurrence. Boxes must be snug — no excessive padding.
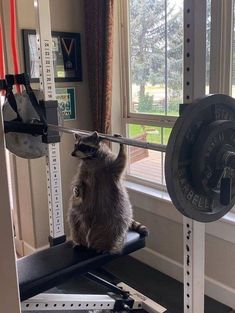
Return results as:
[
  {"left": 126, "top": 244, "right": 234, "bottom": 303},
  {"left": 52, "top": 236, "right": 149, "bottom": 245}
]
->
[{"left": 112, "top": 134, "right": 127, "bottom": 177}]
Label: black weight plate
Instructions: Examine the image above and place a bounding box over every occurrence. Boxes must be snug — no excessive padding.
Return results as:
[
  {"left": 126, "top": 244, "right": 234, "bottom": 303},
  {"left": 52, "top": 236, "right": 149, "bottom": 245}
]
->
[
  {"left": 192, "top": 120, "right": 235, "bottom": 196},
  {"left": 165, "top": 94, "right": 235, "bottom": 222}
]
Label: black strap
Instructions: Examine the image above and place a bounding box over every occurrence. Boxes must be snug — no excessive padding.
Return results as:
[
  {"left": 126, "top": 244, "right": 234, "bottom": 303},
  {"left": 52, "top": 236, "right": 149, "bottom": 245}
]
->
[
  {"left": 0, "top": 79, "right": 6, "bottom": 91},
  {"left": 15, "top": 73, "right": 47, "bottom": 127},
  {"left": 5, "top": 74, "right": 22, "bottom": 121}
]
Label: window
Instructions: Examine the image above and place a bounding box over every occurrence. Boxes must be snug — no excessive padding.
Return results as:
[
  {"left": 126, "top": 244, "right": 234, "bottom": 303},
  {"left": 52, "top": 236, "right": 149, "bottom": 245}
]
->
[
  {"left": 121, "top": 0, "right": 183, "bottom": 187},
  {"left": 120, "top": 0, "right": 212, "bottom": 187}
]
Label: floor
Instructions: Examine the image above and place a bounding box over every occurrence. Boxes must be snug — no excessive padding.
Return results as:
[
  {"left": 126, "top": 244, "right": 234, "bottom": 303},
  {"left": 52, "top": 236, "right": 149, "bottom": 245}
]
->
[
  {"left": 45, "top": 256, "right": 232, "bottom": 313},
  {"left": 130, "top": 150, "right": 165, "bottom": 185}
]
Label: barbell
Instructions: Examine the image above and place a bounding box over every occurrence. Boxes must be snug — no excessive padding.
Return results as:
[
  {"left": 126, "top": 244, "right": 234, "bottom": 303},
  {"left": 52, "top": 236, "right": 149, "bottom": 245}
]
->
[{"left": 3, "top": 91, "right": 235, "bottom": 223}]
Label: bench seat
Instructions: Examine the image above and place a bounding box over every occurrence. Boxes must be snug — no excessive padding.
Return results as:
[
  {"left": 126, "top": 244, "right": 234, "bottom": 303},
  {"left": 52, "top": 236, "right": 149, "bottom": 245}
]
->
[{"left": 18, "top": 231, "right": 145, "bottom": 301}]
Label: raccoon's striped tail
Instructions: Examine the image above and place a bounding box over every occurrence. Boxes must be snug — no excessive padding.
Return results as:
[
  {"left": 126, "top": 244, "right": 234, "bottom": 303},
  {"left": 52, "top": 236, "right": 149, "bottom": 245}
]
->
[{"left": 129, "top": 219, "right": 149, "bottom": 236}]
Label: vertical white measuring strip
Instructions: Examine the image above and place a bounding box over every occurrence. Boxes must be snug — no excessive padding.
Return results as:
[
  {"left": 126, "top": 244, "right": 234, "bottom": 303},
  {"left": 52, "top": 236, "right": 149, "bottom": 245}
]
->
[
  {"left": 183, "top": 1, "right": 206, "bottom": 312},
  {"left": 34, "top": 0, "right": 64, "bottom": 240}
]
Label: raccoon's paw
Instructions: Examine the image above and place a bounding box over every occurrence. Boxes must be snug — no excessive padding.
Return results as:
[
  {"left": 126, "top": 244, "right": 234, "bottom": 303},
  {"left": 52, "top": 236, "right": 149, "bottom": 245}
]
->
[
  {"left": 113, "top": 133, "right": 122, "bottom": 138},
  {"left": 109, "top": 237, "right": 125, "bottom": 255},
  {"left": 109, "top": 246, "right": 123, "bottom": 255},
  {"left": 72, "top": 241, "right": 81, "bottom": 248},
  {"left": 73, "top": 186, "right": 81, "bottom": 199}
]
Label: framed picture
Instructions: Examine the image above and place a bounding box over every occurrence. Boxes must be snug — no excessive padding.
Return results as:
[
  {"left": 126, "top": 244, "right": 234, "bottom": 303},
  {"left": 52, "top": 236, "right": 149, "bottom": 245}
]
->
[
  {"left": 56, "top": 87, "right": 76, "bottom": 120},
  {"left": 22, "top": 29, "right": 82, "bottom": 82}
]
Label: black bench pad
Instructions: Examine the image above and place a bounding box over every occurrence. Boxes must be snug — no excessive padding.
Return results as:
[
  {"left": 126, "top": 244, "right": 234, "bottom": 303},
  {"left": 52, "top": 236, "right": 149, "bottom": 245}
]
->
[{"left": 18, "top": 231, "right": 145, "bottom": 301}]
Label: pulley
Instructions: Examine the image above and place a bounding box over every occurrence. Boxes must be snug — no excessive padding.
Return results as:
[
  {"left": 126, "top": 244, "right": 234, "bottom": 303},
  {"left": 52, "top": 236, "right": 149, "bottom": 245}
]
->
[{"left": 165, "top": 94, "right": 235, "bottom": 222}]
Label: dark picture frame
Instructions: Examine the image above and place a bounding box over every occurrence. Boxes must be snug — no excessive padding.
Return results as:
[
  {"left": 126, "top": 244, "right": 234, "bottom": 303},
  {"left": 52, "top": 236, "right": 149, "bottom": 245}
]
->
[{"left": 22, "top": 29, "right": 82, "bottom": 82}]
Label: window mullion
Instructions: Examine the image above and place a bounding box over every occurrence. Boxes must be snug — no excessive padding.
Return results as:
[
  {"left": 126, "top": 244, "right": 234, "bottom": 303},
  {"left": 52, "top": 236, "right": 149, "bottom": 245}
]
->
[
  {"left": 165, "top": 0, "right": 168, "bottom": 116},
  {"left": 123, "top": 115, "right": 176, "bottom": 128},
  {"left": 118, "top": 0, "right": 129, "bottom": 121}
]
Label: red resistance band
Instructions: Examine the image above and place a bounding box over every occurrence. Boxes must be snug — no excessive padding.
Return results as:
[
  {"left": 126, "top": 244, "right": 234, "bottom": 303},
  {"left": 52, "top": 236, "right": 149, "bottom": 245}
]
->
[
  {"left": 10, "top": 0, "right": 21, "bottom": 93},
  {"left": 0, "top": 16, "right": 5, "bottom": 79}
]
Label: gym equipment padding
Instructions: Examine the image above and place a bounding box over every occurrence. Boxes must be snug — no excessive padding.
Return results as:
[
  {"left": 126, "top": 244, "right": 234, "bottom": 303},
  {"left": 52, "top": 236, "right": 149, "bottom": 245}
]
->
[{"left": 18, "top": 231, "right": 145, "bottom": 301}]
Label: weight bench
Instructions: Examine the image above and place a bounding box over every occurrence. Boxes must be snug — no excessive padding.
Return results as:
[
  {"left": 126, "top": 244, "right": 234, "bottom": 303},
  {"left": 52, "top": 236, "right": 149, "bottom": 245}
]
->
[
  {"left": 18, "top": 231, "right": 144, "bottom": 301},
  {"left": 18, "top": 231, "right": 167, "bottom": 312}
]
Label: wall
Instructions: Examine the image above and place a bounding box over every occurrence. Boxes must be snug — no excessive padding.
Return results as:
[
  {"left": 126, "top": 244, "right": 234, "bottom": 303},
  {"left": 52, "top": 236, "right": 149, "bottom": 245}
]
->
[
  {"left": 2, "top": 0, "right": 91, "bottom": 251},
  {"left": 130, "top": 200, "right": 235, "bottom": 308}
]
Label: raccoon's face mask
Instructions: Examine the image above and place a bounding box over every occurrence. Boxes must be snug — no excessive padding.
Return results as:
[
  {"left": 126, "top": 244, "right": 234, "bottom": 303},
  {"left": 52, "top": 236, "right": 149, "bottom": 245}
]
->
[{"left": 71, "top": 132, "right": 100, "bottom": 159}]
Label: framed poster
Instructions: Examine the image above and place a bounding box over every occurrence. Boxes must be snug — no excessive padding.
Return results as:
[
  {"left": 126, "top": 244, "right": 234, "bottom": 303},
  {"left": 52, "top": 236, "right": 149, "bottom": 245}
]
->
[
  {"left": 56, "top": 87, "right": 76, "bottom": 120},
  {"left": 22, "top": 29, "right": 82, "bottom": 82}
]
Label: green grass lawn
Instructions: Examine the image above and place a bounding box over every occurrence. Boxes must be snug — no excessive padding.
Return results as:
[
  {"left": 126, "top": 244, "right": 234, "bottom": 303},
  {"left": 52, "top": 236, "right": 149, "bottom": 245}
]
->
[{"left": 128, "top": 124, "right": 171, "bottom": 145}]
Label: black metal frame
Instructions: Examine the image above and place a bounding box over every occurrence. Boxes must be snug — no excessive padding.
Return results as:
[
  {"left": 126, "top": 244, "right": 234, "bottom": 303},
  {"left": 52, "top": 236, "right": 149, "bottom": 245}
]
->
[{"left": 22, "top": 29, "right": 83, "bottom": 83}]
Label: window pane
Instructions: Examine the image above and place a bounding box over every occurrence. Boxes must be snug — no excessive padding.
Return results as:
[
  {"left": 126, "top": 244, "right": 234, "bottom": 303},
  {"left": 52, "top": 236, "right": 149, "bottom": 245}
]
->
[
  {"left": 129, "top": 0, "right": 183, "bottom": 116},
  {"left": 127, "top": 124, "right": 171, "bottom": 184}
]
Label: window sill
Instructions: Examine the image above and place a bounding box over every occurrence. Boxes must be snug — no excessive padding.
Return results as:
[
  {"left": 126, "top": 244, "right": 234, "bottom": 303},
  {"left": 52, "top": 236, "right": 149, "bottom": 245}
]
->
[
  {"left": 124, "top": 180, "right": 235, "bottom": 244},
  {"left": 125, "top": 180, "right": 171, "bottom": 203}
]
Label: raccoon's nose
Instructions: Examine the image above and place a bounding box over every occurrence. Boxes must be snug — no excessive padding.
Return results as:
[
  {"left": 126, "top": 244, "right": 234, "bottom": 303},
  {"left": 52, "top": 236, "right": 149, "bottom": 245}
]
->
[{"left": 71, "top": 150, "right": 76, "bottom": 157}]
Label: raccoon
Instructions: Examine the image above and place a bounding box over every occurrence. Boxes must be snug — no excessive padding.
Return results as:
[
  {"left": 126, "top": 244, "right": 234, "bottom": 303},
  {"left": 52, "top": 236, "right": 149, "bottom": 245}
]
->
[{"left": 68, "top": 131, "right": 133, "bottom": 253}]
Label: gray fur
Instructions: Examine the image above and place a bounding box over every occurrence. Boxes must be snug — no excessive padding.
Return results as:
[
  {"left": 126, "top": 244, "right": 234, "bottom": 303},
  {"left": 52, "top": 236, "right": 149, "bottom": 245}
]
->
[{"left": 68, "top": 132, "right": 133, "bottom": 253}]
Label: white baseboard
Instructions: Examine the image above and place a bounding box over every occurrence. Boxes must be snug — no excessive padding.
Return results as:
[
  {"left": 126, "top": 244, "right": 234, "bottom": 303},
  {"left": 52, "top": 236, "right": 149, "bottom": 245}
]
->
[
  {"left": 132, "top": 247, "right": 235, "bottom": 309},
  {"left": 18, "top": 241, "right": 49, "bottom": 256},
  {"left": 14, "top": 237, "right": 24, "bottom": 257}
]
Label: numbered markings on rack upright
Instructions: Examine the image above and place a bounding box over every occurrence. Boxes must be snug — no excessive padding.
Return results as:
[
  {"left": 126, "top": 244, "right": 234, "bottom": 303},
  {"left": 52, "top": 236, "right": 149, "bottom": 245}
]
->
[{"left": 46, "top": 143, "right": 64, "bottom": 237}]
